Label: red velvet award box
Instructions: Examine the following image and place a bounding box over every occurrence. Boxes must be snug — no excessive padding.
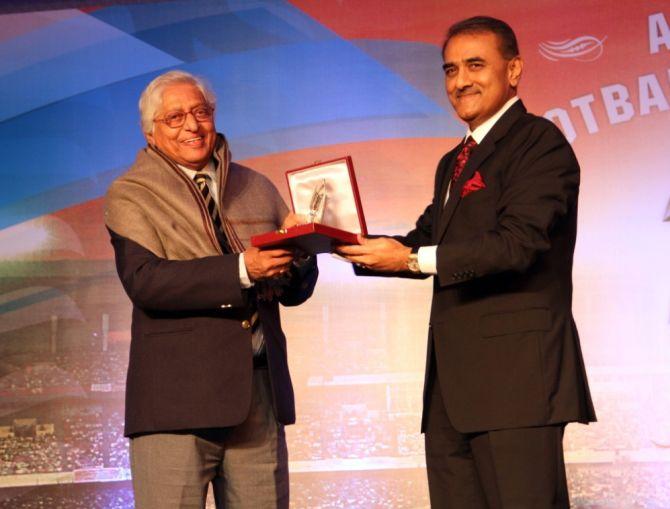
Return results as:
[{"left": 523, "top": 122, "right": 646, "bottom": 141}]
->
[{"left": 250, "top": 157, "right": 367, "bottom": 254}]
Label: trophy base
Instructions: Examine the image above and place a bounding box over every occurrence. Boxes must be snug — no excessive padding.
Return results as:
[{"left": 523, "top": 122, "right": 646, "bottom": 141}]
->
[{"left": 250, "top": 223, "right": 360, "bottom": 254}]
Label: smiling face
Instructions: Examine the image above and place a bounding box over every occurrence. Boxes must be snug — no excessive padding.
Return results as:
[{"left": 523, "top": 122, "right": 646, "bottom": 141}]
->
[
  {"left": 146, "top": 82, "right": 217, "bottom": 170},
  {"left": 442, "top": 31, "right": 522, "bottom": 130}
]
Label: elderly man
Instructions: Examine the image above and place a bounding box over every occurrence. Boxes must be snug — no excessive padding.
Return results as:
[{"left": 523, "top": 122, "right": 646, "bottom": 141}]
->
[
  {"left": 105, "top": 70, "right": 317, "bottom": 509},
  {"left": 338, "top": 16, "right": 595, "bottom": 509}
]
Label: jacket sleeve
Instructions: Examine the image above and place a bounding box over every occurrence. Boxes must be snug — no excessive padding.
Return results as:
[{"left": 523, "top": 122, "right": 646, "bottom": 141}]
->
[
  {"left": 436, "top": 122, "right": 579, "bottom": 287},
  {"left": 278, "top": 256, "right": 319, "bottom": 307},
  {"left": 108, "top": 228, "right": 246, "bottom": 311},
  {"left": 399, "top": 203, "right": 435, "bottom": 248}
]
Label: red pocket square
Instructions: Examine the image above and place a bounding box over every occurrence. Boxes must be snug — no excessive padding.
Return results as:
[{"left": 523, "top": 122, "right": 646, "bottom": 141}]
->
[{"left": 461, "top": 171, "right": 486, "bottom": 198}]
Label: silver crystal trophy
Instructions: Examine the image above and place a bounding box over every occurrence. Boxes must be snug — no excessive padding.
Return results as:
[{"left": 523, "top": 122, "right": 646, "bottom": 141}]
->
[{"left": 308, "top": 179, "right": 327, "bottom": 223}]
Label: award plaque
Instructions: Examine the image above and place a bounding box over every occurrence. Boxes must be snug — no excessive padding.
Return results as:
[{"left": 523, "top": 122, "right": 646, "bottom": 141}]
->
[{"left": 251, "top": 157, "right": 367, "bottom": 254}]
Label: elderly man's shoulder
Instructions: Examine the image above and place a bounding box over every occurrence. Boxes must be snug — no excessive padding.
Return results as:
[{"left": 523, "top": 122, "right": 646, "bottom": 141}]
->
[
  {"left": 107, "top": 148, "right": 170, "bottom": 194},
  {"left": 228, "top": 161, "right": 281, "bottom": 196}
]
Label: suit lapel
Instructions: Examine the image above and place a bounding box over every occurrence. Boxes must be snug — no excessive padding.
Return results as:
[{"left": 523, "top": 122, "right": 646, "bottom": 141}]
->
[
  {"left": 436, "top": 141, "right": 494, "bottom": 241},
  {"left": 436, "top": 100, "right": 527, "bottom": 243},
  {"left": 432, "top": 152, "right": 458, "bottom": 242}
]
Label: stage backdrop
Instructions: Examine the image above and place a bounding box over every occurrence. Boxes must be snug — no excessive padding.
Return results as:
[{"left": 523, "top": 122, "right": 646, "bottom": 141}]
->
[{"left": 0, "top": 1, "right": 669, "bottom": 507}]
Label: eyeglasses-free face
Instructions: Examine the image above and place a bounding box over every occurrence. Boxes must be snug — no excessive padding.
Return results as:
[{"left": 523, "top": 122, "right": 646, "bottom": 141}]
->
[
  {"left": 146, "top": 83, "right": 217, "bottom": 171},
  {"left": 442, "top": 32, "right": 522, "bottom": 131}
]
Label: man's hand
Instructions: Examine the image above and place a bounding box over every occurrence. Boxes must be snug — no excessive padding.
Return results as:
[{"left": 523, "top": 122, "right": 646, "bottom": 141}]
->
[
  {"left": 336, "top": 236, "right": 412, "bottom": 273},
  {"left": 281, "top": 212, "right": 309, "bottom": 229},
  {"left": 244, "top": 247, "right": 294, "bottom": 281}
]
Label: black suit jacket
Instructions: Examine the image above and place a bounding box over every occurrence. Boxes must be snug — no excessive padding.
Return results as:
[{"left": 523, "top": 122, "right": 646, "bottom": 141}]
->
[
  {"left": 370, "top": 100, "right": 596, "bottom": 433},
  {"left": 109, "top": 230, "right": 318, "bottom": 437}
]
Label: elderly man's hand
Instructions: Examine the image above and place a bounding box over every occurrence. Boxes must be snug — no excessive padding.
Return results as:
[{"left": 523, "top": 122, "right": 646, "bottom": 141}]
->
[
  {"left": 243, "top": 247, "right": 294, "bottom": 281},
  {"left": 336, "top": 236, "right": 411, "bottom": 273}
]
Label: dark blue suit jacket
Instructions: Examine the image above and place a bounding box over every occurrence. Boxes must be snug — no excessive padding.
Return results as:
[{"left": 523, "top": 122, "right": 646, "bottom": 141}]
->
[{"left": 109, "top": 229, "right": 317, "bottom": 437}]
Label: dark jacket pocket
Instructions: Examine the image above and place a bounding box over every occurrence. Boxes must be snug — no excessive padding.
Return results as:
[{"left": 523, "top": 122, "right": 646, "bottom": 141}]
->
[{"left": 480, "top": 307, "right": 550, "bottom": 338}]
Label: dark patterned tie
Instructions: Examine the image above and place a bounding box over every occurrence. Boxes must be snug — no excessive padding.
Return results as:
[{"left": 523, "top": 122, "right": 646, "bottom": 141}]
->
[
  {"left": 451, "top": 137, "right": 477, "bottom": 183},
  {"left": 194, "top": 172, "right": 231, "bottom": 253}
]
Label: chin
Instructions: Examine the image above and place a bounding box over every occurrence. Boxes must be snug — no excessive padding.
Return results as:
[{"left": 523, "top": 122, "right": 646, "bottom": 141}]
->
[
  {"left": 457, "top": 112, "right": 479, "bottom": 124},
  {"left": 188, "top": 160, "right": 209, "bottom": 169},
  {"left": 454, "top": 104, "right": 476, "bottom": 117},
  {"left": 176, "top": 156, "right": 207, "bottom": 169},
  {"left": 184, "top": 150, "right": 209, "bottom": 161}
]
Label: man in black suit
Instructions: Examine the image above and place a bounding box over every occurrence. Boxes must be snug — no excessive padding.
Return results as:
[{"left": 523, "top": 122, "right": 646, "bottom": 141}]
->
[
  {"left": 105, "top": 70, "right": 317, "bottom": 509},
  {"left": 338, "top": 16, "right": 595, "bottom": 508}
]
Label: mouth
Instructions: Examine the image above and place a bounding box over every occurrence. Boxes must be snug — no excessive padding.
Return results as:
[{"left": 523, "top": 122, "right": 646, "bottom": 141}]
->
[{"left": 181, "top": 136, "right": 205, "bottom": 147}]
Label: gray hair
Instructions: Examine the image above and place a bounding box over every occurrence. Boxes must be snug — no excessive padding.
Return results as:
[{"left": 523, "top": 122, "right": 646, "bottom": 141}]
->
[{"left": 138, "top": 70, "right": 217, "bottom": 134}]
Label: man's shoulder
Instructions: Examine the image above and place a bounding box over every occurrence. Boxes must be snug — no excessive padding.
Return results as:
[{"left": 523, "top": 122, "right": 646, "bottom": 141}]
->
[
  {"left": 107, "top": 147, "right": 171, "bottom": 199},
  {"left": 229, "top": 161, "right": 272, "bottom": 183},
  {"left": 485, "top": 100, "right": 565, "bottom": 145},
  {"left": 515, "top": 110, "right": 566, "bottom": 140},
  {"left": 111, "top": 147, "right": 159, "bottom": 183},
  {"left": 229, "top": 160, "right": 262, "bottom": 177},
  {"left": 228, "top": 161, "right": 281, "bottom": 196},
  {"left": 497, "top": 109, "right": 572, "bottom": 155},
  {"left": 500, "top": 111, "right": 578, "bottom": 174},
  {"left": 518, "top": 108, "right": 555, "bottom": 126}
]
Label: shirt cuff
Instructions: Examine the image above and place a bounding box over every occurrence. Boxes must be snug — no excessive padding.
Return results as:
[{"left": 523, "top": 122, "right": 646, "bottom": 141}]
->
[
  {"left": 239, "top": 253, "right": 254, "bottom": 288},
  {"left": 417, "top": 246, "right": 438, "bottom": 275}
]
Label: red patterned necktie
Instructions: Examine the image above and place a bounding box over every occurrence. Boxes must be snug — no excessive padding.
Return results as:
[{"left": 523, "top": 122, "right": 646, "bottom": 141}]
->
[{"left": 452, "top": 137, "right": 477, "bottom": 183}]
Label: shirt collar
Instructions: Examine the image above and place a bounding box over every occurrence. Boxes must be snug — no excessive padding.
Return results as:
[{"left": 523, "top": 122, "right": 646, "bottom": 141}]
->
[
  {"left": 466, "top": 96, "right": 519, "bottom": 144},
  {"left": 177, "top": 159, "right": 216, "bottom": 180}
]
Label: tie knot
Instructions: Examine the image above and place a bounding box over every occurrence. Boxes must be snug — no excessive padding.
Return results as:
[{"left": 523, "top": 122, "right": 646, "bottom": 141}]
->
[
  {"left": 194, "top": 172, "right": 210, "bottom": 184},
  {"left": 463, "top": 137, "right": 477, "bottom": 150}
]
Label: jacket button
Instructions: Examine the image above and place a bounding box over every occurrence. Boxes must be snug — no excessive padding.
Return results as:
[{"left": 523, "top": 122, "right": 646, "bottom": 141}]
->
[{"left": 241, "top": 320, "right": 251, "bottom": 329}]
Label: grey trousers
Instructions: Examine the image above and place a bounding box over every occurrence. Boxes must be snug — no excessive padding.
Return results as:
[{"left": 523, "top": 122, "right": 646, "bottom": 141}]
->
[{"left": 129, "top": 369, "right": 288, "bottom": 509}]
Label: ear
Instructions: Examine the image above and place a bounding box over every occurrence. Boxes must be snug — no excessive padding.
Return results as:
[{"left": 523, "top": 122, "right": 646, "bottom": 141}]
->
[
  {"left": 145, "top": 131, "right": 155, "bottom": 146},
  {"left": 508, "top": 56, "right": 523, "bottom": 88}
]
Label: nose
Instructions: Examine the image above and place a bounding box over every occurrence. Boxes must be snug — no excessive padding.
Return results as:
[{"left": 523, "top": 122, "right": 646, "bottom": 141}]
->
[
  {"left": 183, "top": 111, "right": 199, "bottom": 131},
  {"left": 454, "top": 67, "right": 472, "bottom": 90}
]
